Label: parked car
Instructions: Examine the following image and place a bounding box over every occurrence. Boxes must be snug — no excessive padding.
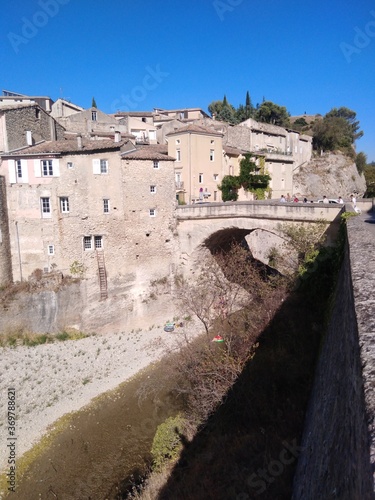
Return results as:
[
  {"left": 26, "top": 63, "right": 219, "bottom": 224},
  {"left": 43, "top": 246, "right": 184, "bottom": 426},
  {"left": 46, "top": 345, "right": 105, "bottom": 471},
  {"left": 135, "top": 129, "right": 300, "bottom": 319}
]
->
[
  {"left": 163, "top": 323, "right": 175, "bottom": 332},
  {"left": 317, "top": 198, "right": 339, "bottom": 204}
]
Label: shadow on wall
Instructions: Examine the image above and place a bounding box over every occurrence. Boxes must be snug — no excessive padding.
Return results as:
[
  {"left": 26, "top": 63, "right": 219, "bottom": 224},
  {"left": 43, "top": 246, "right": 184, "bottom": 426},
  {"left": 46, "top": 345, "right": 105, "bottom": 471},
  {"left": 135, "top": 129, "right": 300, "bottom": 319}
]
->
[{"left": 156, "top": 244, "right": 372, "bottom": 500}]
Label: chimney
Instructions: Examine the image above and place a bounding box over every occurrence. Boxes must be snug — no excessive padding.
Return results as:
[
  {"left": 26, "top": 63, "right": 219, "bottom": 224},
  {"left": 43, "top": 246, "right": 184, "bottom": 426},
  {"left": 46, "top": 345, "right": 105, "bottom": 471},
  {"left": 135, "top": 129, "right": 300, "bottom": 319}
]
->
[
  {"left": 114, "top": 131, "right": 121, "bottom": 143},
  {"left": 26, "top": 130, "right": 33, "bottom": 146},
  {"left": 77, "top": 134, "right": 82, "bottom": 149}
]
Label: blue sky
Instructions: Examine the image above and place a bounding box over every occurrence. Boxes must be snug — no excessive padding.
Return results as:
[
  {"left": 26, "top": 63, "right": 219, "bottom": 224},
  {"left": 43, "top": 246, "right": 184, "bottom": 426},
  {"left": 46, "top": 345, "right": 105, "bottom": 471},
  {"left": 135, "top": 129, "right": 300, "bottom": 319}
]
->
[{"left": 1, "top": 0, "right": 374, "bottom": 160}]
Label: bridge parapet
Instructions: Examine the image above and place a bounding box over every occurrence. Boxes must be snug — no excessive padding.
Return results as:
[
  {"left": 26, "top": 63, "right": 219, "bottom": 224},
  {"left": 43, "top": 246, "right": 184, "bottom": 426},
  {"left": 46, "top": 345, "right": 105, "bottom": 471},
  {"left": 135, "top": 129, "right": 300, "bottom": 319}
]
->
[{"left": 176, "top": 201, "right": 343, "bottom": 223}]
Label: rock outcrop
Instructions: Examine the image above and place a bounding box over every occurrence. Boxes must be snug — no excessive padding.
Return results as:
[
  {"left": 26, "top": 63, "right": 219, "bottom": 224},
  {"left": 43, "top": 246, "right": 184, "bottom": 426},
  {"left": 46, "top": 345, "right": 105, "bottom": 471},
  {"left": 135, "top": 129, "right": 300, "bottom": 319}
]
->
[{"left": 293, "top": 151, "right": 366, "bottom": 199}]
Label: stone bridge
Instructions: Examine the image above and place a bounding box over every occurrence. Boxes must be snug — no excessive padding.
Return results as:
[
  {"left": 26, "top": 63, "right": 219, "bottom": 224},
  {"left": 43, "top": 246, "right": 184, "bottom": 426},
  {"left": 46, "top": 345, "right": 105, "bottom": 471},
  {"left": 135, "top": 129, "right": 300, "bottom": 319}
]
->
[
  {"left": 177, "top": 199, "right": 375, "bottom": 497},
  {"left": 176, "top": 201, "right": 343, "bottom": 269}
]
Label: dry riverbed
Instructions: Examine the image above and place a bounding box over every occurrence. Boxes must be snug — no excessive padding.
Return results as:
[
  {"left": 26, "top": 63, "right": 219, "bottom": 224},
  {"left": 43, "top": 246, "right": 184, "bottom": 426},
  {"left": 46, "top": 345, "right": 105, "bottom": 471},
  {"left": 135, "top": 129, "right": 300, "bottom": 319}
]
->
[{"left": 0, "top": 323, "right": 197, "bottom": 478}]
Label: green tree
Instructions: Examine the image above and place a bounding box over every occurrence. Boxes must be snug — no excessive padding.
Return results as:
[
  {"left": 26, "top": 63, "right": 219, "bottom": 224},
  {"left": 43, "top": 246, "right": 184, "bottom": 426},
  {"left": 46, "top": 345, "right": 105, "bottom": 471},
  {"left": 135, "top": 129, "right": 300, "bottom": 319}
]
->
[
  {"left": 313, "top": 116, "right": 353, "bottom": 151},
  {"left": 208, "top": 99, "right": 224, "bottom": 117},
  {"left": 364, "top": 162, "right": 375, "bottom": 198},
  {"left": 291, "top": 117, "right": 309, "bottom": 132},
  {"left": 254, "top": 101, "right": 290, "bottom": 127},
  {"left": 313, "top": 107, "right": 363, "bottom": 157},
  {"left": 235, "top": 91, "right": 254, "bottom": 123},
  {"left": 91, "top": 97, "right": 97, "bottom": 108},
  {"left": 355, "top": 151, "right": 367, "bottom": 175},
  {"left": 325, "top": 107, "right": 363, "bottom": 143},
  {"left": 208, "top": 96, "right": 237, "bottom": 124}
]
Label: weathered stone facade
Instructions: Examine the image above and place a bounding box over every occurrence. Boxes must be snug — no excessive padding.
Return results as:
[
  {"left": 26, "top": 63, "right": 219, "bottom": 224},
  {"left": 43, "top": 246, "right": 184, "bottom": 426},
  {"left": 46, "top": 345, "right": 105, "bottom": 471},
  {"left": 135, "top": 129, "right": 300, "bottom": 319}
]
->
[
  {"left": 0, "top": 138, "right": 178, "bottom": 330},
  {"left": 0, "top": 104, "right": 65, "bottom": 152}
]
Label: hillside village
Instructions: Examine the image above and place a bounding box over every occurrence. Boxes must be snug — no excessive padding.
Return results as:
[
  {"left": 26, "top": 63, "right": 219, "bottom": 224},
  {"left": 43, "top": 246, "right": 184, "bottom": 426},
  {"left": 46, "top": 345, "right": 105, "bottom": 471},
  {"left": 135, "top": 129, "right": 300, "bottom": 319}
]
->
[{"left": 0, "top": 89, "right": 366, "bottom": 332}]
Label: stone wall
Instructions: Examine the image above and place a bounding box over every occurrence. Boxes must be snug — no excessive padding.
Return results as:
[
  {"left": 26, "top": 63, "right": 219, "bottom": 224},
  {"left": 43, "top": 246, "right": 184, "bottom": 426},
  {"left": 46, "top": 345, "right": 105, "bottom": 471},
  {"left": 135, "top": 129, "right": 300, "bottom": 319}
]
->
[
  {"left": 292, "top": 214, "right": 375, "bottom": 499},
  {"left": 0, "top": 176, "right": 12, "bottom": 285},
  {"left": 0, "top": 281, "right": 83, "bottom": 334},
  {"left": 3, "top": 105, "right": 64, "bottom": 151}
]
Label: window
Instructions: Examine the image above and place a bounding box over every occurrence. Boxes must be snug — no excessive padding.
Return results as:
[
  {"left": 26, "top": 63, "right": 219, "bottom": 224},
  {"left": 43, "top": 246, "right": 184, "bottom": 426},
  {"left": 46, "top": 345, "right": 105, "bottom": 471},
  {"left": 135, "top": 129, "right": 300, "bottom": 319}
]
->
[
  {"left": 94, "top": 236, "right": 103, "bottom": 249},
  {"left": 214, "top": 191, "right": 218, "bottom": 201},
  {"left": 149, "top": 209, "right": 156, "bottom": 217},
  {"left": 100, "top": 159, "right": 108, "bottom": 174},
  {"left": 36, "top": 109, "right": 41, "bottom": 119},
  {"left": 103, "top": 199, "right": 110, "bottom": 213},
  {"left": 67, "top": 162, "right": 73, "bottom": 169},
  {"left": 198, "top": 173, "right": 203, "bottom": 184},
  {"left": 83, "top": 236, "right": 92, "bottom": 250},
  {"left": 42, "top": 160, "right": 53, "bottom": 176},
  {"left": 176, "top": 139, "right": 180, "bottom": 145},
  {"left": 150, "top": 185, "right": 156, "bottom": 193},
  {"left": 176, "top": 149, "right": 181, "bottom": 162},
  {"left": 92, "top": 111, "right": 97, "bottom": 121},
  {"left": 153, "top": 160, "right": 159, "bottom": 169},
  {"left": 60, "top": 197, "right": 69, "bottom": 213},
  {"left": 92, "top": 159, "right": 108, "bottom": 174},
  {"left": 210, "top": 149, "right": 215, "bottom": 161},
  {"left": 48, "top": 244, "right": 54, "bottom": 255},
  {"left": 213, "top": 174, "right": 219, "bottom": 181},
  {"left": 41, "top": 197, "right": 51, "bottom": 218},
  {"left": 16, "top": 160, "right": 22, "bottom": 178}
]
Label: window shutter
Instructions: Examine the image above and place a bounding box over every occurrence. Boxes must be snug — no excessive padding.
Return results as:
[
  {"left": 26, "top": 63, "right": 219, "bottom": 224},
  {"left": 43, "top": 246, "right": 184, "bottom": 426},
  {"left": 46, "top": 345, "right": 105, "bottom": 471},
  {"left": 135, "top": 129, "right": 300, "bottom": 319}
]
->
[
  {"left": 8, "top": 160, "right": 16, "bottom": 184},
  {"left": 34, "top": 159, "right": 42, "bottom": 177},
  {"left": 21, "top": 159, "right": 28, "bottom": 183},
  {"left": 92, "top": 159, "right": 101, "bottom": 174},
  {"left": 53, "top": 159, "right": 60, "bottom": 177}
]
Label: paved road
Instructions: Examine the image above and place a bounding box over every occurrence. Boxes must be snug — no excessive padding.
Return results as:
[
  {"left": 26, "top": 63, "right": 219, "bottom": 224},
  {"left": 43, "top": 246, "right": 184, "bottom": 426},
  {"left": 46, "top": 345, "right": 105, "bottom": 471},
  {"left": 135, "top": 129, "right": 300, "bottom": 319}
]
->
[{"left": 359, "top": 205, "right": 375, "bottom": 236}]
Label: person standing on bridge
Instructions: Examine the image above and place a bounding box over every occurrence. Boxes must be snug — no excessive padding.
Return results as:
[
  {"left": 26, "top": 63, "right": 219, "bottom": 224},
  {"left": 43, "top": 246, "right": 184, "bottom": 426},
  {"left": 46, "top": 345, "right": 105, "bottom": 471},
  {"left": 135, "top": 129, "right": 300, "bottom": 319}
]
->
[{"left": 279, "top": 195, "right": 286, "bottom": 202}]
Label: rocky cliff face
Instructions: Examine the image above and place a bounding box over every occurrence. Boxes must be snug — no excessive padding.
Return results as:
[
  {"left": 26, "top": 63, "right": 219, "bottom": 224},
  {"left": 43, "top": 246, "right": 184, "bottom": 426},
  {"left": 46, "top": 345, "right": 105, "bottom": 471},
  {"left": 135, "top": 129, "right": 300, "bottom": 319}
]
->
[{"left": 293, "top": 152, "right": 366, "bottom": 199}]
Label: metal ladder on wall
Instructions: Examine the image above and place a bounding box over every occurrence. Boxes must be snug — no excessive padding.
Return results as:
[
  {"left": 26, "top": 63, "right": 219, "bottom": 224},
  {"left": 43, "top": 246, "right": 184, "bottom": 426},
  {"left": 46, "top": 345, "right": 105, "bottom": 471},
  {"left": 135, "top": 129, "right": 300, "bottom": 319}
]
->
[{"left": 96, "top": 250, "right": 108, "bottom": 300}]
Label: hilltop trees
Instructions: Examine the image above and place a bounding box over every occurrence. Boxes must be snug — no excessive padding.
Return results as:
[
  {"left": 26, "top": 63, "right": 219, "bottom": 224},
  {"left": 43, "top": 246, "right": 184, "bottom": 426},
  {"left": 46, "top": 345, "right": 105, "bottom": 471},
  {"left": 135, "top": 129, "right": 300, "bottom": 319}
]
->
[
  {"left": 208, "top": 95, "right": 237, "bottom": 124},
  {"left": 254, "top": 100, "right": 291, "bottom": 127},
  {"left": 312, "top": 106, "right": 363, "bottom": 157},
  {"left": 364, "top": 162, "right": 375, "bottom": 198},
  {"left": 208, "top": 91, "right": 255, "bottom": 124}
]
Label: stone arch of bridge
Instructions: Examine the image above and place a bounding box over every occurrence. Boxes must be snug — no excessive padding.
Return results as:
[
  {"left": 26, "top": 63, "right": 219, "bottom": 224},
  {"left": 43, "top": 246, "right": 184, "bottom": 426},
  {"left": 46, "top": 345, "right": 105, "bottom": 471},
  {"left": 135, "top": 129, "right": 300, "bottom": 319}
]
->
[{"left": 179, "top": 223, "right": 291, "bottom": 277}]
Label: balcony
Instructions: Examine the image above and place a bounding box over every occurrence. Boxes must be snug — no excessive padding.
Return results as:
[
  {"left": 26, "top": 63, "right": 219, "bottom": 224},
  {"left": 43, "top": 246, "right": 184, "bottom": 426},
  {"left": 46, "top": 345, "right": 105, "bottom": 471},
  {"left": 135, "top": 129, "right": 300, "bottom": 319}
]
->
[
  {"left": 135, "top": 137, "right": 150, "bottom": 145},
  {"left": 257, "top": 148, "right": 293, "bottom": 156},
  {"left": 175, "top": 181, "right": 184, "bottom": 190}
]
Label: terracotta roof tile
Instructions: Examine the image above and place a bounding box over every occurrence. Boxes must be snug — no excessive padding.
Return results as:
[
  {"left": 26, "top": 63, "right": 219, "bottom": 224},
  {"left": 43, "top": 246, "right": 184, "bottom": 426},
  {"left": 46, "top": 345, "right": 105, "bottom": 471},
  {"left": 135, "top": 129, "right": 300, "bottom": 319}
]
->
[
  {"left": 166, "top": 123, "right": 223, "bottom": 137},
  {"left": 121, "top": 145, "right": 174, "bottom": 161}
]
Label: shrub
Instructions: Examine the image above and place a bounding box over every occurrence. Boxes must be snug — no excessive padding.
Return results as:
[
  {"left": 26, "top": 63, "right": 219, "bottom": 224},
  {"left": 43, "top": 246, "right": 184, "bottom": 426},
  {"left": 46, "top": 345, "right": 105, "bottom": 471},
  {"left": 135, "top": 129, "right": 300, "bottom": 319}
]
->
[
  {"left": 151, "top": 414, "right": 187, "bottom": 471},
  {"left": 55, "top": 331, "right": 69, "bottom": 341}
]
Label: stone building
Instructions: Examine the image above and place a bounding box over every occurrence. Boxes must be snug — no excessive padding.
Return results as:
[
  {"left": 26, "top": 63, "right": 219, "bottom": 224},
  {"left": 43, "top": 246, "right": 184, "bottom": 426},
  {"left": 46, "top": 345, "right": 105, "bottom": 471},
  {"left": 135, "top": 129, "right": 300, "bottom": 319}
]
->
[
  {"left": 50, "top": 98, "right": 84, "bottom": 119},
  {"left": 0, "top": 103, "right": 65, "bottom": 153},
  {"left": 113, "top": 111, "right": 158, "bottom": 145},
  {"left": 166, "top": 124, "right": 226, "bottom": 204},
  {"left": 0, "top": 136, "right": 177, "bottom": 316},
  {"left": 55, "top": 107, "right": 131, "bottom": 140},
  {"left": 0, "top": 89, "right": 54, "bottom": 113}
]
